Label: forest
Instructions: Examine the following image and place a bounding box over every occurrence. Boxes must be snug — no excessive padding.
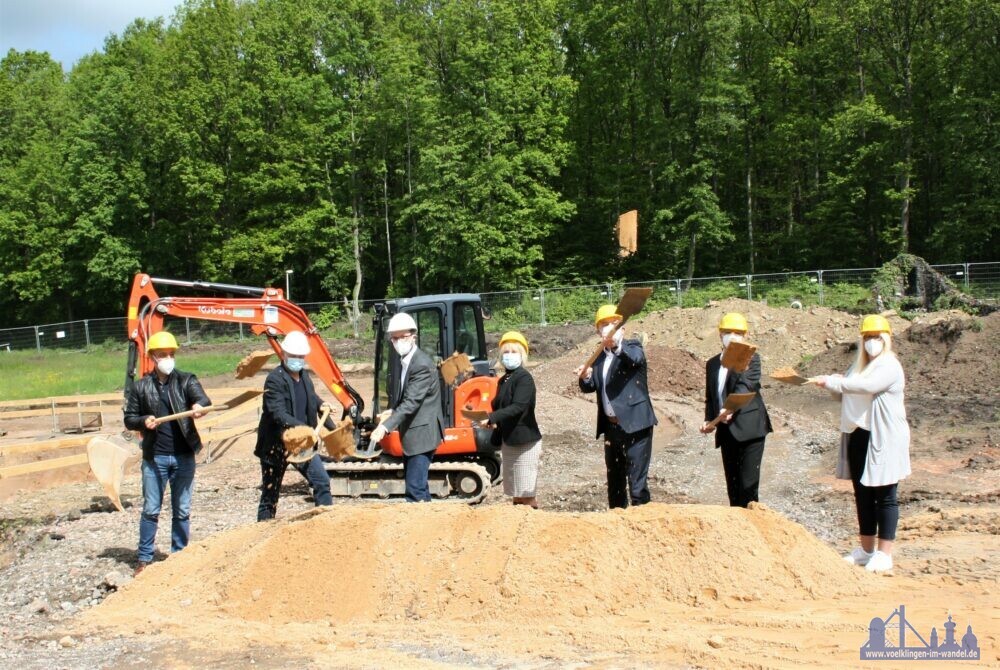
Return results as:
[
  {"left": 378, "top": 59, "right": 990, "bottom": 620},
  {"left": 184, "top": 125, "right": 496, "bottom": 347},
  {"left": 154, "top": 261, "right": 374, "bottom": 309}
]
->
[{"left": 1, "top": 0, "right": 996, "bottom": 325}]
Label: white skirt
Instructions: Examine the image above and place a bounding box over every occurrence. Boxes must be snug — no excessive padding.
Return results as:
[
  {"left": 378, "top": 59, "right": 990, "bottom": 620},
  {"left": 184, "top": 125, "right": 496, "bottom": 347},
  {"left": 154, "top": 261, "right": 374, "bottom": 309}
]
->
[{"left": 501, "top": 439, "right": 542, "bottom": 497}]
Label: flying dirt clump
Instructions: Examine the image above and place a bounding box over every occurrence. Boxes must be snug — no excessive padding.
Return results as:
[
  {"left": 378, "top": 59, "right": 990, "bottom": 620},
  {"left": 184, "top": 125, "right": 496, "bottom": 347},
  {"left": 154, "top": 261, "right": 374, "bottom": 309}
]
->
[{"left": 88, "top": 503, "right": 876, "bottom": 635}]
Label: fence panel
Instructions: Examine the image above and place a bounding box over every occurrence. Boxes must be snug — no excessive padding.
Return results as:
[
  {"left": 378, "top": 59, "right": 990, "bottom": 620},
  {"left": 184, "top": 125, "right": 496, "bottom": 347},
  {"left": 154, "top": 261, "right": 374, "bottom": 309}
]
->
[
  {"left": 751, "top": 271, "right": 823, "bottom": 307},
  {"left": 480, "top": 290, "right": 539, "bottom": 330},
  {"left": 966, "top": 262, "right": 1000, "bottom": 301},
  {"left": 538, "top": 284, "right": 614, "bottom": 325},
  {"left": 676, "top": 275, "right": 747, "bottom": 307},
  {"left": 0, "top": 326, "right": 39, "bottom": 352}
]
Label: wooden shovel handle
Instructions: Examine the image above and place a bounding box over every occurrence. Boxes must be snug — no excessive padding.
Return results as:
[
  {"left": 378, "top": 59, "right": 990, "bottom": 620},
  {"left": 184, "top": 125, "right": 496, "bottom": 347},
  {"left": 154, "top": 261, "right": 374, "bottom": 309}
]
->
[
  {"left": 316, "top": 405, "right": 332, "bottom": 434},
  {"left": 705, "top": 411, "right": 730, "bottom": 431},
  {"left": 578, "top": 321, "right": 626, "bottom": 379},
  {"left": 152, "top": 404, "right": 224, "bottom": 426}
]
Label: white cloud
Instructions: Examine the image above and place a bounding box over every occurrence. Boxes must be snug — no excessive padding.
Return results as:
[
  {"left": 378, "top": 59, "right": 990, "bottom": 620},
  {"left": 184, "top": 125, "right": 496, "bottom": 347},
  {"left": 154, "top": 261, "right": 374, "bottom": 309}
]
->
[{"left": 1, "top": 0, "right": 182, "bottom": 68}]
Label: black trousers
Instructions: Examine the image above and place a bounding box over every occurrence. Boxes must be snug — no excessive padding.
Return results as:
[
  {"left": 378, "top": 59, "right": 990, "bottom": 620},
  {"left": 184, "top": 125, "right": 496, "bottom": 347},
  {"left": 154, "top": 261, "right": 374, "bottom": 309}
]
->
[
  {"left": 603, "top": 424, "right": 652, "bottom": 509},
  {"left": 717, "top": 427, "right": 765, "bottom": 508},
  {"left": 257, "top": 456, "right": 333, "bottom": 521},
  {"left": 847, "top": 428, "right": 898, "bottom": 540}
]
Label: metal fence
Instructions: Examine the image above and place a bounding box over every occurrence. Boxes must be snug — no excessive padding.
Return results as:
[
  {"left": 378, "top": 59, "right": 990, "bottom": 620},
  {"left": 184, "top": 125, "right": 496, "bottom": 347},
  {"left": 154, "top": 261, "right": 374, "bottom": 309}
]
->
[{"left": 1, "top": 262, "right": 996, "bottom": 353}]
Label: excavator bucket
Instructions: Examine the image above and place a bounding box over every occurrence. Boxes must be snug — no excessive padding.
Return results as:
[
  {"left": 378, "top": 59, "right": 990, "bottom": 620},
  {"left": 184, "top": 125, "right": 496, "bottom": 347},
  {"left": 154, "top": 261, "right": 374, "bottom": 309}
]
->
[
  {"left": 320, "top": 419, "right": 380, "bottom": 461},
  {"left": 235, "top": 350, "right": 274, "bottom": 379},
  {"left": 86, "top": 435, "right": 141, "bottom": 512}
]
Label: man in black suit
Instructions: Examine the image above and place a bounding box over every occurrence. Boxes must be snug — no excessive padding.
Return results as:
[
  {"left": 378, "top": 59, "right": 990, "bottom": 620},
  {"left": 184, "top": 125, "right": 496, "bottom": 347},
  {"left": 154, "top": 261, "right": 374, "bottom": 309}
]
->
[
  {"left": 368, "top": 312, "right": 444, "bottom": 502},
  {"left": 576, "top": 305, "right": 658, "bottom": 509},
  {"left": 254, "top": 330, "right": 336, "bottom": 521},
  {"left": 701, "top": 312, "right": 773, "bottom": 507}
]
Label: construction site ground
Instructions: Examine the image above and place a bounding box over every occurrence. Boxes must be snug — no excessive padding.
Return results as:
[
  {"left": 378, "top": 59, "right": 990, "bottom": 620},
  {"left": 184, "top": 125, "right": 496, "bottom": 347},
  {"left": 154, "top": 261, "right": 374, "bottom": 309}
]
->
[{"left": 0, "top": 300, "right": 997, "bottom": 668}]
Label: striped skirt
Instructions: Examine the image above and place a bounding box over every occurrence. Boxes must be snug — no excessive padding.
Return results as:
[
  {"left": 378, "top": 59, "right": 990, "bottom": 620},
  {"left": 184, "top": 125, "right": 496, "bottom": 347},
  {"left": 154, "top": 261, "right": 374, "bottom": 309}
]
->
[{"left": 501, "top": 439, "right": 542, "bottom": 497}]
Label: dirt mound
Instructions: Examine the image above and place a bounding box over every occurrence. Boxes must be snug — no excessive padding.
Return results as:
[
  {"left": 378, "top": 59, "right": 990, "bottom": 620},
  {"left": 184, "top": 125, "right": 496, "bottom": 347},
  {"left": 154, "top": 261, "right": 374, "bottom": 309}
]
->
[
  {"left": 645, "top": 345, "right": 704, "bottom": 396},
  {"left": 800, "top": 312, "right": 1000, "bottom": 399},
  {"left": 89, "top": 503, "right": 873, "bottom": 634}
]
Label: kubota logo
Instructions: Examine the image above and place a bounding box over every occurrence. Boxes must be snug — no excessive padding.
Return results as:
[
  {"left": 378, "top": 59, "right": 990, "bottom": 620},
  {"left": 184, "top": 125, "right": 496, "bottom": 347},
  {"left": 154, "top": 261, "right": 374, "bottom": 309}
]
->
[{"left": 198, "top": 306, "right": 232, "bottom": 316}]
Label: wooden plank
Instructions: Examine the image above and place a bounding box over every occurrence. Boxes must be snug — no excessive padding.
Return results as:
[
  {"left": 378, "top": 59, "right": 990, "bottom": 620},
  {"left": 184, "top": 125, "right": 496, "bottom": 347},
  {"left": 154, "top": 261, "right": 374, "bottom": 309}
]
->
[
  {"left": 203, "top": 423, "right": 256, "bottom": 444},
  {"left": 0, "top": 387, "right": 263, "bottom": 418},
  {"left": 0, "top": 453, "right": 89, "bottom": 479},
  {"left": 196, "top": 398, "right": 261, "bottom": 429},
  {"left": 0, "top": 436, "right": 91, "bottom": 457}
]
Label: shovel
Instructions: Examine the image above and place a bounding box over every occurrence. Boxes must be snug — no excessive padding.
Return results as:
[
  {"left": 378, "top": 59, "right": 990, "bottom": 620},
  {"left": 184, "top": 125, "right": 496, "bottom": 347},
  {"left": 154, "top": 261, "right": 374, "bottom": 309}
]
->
[
  {"left": 769, "top": 367, "right": 818, "bottom": 385},
  {"left": 286, "top": 405, "right": 331, "bottom": 464},
  {"left": 235, "top": 350, "right": 275, "bottom": 379},
  {"left": 721, "top": 340, "right": 757, "bottom": 373},
  {"left": 151, "top": 389, "right": 262, "bottom": 427},
  {"left": 86, "top": 435, "right": 141, "bottom": 512},
  {"left": 704, "top": 392, "right": 757, "bottom": 431},
  {"left": 578, "top": 287, "right": 653, "bottom": 378}
]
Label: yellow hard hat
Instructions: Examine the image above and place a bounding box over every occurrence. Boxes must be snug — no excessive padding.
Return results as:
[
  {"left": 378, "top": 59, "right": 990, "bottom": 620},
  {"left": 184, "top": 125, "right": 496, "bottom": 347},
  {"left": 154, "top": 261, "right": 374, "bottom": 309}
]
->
[
  {"left": 499, "top": 331, "right": 529, "bottom": 355},
  {"left": 860, "top": 314, "right": 892, "bottom": 335},
  {"left": 147, "top": 331, "right": 179, "bottom": 352},
  {"left": 718, "top": 312, "right": 749, "bottom": 332},
  {"left": 594, "top": 304, "right": 622, "bottom": 327}
]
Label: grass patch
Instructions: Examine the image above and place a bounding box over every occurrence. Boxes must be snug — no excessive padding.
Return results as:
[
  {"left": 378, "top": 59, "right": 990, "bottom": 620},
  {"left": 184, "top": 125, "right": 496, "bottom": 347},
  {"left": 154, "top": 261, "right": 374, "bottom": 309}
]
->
[{"left": 0, "top": 348, "right": 243, "bottom": 401}]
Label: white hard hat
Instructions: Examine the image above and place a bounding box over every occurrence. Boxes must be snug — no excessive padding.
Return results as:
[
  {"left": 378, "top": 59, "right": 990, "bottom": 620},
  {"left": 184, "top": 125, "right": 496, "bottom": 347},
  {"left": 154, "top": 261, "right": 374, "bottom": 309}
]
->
[
  {"left": 386, "top": 312, "right": 417, "bottom": 334},
  {"left": 280, "top": 330, "right": 311, "bottom": 356}
]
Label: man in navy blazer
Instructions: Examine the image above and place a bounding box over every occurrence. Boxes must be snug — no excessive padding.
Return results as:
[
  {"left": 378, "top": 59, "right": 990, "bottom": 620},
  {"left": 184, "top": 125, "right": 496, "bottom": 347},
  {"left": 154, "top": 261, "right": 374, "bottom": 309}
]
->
[{"left": 577, "top": 305, "right": 658, "bottom": 508}]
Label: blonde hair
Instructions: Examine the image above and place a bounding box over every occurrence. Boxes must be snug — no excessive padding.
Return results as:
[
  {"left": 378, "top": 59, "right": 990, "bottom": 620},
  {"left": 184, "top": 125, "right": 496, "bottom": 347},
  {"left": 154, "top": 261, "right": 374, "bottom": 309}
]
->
[
  {"left": 850, "top": 332, "right": 893, "bottom": 376},
  {"left": 499, "top": 341, "right": 528, "bottom": 370}
]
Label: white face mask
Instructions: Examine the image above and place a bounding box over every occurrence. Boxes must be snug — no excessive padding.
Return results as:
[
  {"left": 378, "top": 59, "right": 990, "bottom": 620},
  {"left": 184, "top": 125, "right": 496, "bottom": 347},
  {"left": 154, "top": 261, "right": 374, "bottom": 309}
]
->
[
  {"left": 155, "top": 357, "right": 175, "bottom": 376},
  {"left": 721, "top": 333, "right": 743, "bottom": 349},
  {"left": 392, "top": 337, "right": 414, "bottom": 357},
  {"left": 600, "top": 323, "right": 616, "bottom": 338},
  {"left": 501, "top": 352, "right": 521, "bottom": 370},
  {"left": 864, "top": 338, "right": 884, "bottom": 357}
]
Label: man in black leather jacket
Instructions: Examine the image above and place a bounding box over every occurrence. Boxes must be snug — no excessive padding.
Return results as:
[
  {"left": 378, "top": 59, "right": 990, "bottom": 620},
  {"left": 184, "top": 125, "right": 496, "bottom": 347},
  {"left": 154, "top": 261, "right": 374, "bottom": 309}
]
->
[{"left": 123, "top": 331, "right": 210, "bottom": 575}]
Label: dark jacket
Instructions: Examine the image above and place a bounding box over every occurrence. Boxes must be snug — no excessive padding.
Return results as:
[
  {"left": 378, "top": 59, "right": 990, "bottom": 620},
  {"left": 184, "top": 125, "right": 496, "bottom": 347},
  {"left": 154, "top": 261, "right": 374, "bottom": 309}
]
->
[
  {"left": 579, "top": 339, "right": 658, "bottom": 438},
  {"left": 255, "top": 365, "right": 335, "bottom": 465},
  {"left": 124, "top": 370, "right": 211, "bottom": 460},
  {"left": 489, "top": 366, "right": 542, "bottom": 446},
  {"left": 705, "top": 351, "right": 773, "bottom": 445},
  {"left": 381, "top": 347, "right": 444, "bottom": 456}
]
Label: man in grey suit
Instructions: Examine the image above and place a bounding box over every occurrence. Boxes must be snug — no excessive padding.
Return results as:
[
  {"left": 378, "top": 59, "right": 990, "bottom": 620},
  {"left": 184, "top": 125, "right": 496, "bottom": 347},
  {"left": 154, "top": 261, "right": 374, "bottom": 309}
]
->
[{"left": 368, "top": 312, "right": 444, "bottom": 502}]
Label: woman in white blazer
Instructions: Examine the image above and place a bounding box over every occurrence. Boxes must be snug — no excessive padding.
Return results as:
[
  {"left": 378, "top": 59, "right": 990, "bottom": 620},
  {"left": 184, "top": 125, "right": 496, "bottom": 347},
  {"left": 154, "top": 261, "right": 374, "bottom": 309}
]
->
[{"left": 817, "top": 314, "right": 911, "bottom": 573}]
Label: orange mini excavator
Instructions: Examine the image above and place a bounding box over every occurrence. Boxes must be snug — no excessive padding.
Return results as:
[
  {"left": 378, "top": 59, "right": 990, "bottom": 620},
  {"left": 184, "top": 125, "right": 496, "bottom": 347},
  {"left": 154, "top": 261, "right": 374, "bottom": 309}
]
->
[{"left": 124, "top": 273, "right": 501, "bottom": 502}]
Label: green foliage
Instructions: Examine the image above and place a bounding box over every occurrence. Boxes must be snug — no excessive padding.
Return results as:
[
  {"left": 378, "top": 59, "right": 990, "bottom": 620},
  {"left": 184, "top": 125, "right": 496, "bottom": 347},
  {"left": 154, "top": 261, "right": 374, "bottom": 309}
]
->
[
  {"left": 0, "top": 0, "right": 997, "bottom": 330},
  {"left": 0, "top": 348, "right": 242, "bottom": 400}
]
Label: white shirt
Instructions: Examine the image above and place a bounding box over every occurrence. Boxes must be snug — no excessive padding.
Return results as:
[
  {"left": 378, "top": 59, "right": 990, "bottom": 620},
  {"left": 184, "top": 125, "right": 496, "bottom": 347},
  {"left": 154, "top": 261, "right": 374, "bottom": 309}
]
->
[
  {"left": 399, "top": 346, "right": 417, "bottom": 390},
  {"left": 600, "top": 347, "right": 619, "bottom": 417},
  {"left": 716, "top": 362, "right": 729, "bottom": 410}
]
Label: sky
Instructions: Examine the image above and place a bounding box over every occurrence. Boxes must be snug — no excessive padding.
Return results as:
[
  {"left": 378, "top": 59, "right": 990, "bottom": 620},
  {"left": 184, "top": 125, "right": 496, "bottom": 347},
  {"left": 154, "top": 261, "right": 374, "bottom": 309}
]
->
[{"left": 0, "top": 0, "right": 181, "bottom": 69}]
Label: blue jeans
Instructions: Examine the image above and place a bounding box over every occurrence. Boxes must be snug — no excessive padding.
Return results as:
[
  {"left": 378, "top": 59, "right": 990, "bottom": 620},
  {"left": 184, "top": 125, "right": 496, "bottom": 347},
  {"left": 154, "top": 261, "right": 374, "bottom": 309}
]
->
[
  {"left": 403, "top": 451, "right": 435, "bottom": 502},
  {"left": 257, "top": 454, "right": 333, "bottom": 521},
  {"left": 138, "top": 453, "right": 196, "bottom": 562}
]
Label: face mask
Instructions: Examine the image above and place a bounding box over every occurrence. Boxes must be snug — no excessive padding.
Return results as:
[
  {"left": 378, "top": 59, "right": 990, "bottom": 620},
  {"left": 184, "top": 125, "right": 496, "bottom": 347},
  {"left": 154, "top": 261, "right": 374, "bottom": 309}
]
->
[
  {"left": 285, "top": 357, "right": 306, "bottom": 373},
  {"left": 864, "top": 338, "right": 884, "bottom": 357},
  {"left": 721, "top": 333, "right": 743, "bottom": 349},
  {"left": 600, "top": 324, "right": 616, "bottom": 338},
  {"left": 393, "top": 337, "right": 414, "bottom": 357},
  {"left": 501, "top": 353, "right": 521, "bottom": 370},
  {"left": 155, "top": 357, "right": 175, "bottom": 376}
]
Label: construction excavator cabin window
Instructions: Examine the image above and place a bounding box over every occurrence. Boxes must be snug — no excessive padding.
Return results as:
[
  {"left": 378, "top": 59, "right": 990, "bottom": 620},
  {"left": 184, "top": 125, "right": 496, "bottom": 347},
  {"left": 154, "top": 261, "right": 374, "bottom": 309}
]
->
[
  {"left": 377, "top": 306, "right": 444, "bottom": 409},
  {"left": 453, "top": 303, "right": 482, "bottom": 360}
]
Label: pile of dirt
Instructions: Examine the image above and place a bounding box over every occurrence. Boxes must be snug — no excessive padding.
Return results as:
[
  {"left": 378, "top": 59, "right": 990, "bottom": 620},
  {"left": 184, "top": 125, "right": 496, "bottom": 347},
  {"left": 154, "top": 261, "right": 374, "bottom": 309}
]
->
[
  {"left": 89, "top": 503, "right": 874, "bottom": 635},
  {"left": 799, "top": 312, "right": 1000, "bottom": 399},
  {"left": 645, "top": 345, "right": 704, "bottom": 396}
]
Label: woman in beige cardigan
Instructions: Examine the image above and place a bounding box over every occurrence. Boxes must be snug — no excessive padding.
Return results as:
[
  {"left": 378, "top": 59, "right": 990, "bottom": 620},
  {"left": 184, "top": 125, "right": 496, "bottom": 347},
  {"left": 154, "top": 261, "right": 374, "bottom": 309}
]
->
[{"left": 816, "top": 315, "right": 911, "bottom": 573}]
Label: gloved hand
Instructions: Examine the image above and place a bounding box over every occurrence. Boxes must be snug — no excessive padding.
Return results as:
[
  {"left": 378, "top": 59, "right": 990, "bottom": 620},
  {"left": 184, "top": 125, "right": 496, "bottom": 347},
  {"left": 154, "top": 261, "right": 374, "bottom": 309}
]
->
[{"left": 369, "top": 423, "right": 388, "bottom": 444}]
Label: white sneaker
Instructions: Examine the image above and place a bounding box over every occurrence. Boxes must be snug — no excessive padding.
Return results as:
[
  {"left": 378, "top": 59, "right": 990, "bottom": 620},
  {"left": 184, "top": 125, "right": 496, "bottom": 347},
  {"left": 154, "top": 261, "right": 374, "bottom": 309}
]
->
[
  {"left": 865, "top": 550, "right": 893, "bottom": 572},
  {"left": 844, "top": 547, "right": 874, "bottom": 566}
]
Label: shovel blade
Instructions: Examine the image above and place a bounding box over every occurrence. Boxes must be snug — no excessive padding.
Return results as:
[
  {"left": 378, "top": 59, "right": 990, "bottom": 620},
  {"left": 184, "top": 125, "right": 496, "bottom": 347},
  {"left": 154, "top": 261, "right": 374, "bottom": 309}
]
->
[
  {"left": 235, "top": 351, "right": 274, "bottom": 379},
  {"left": 320, "top": 419, "right": 380, "bottom": 461},
  {"left": 86, "top": 436, "right": 140, "bottom": 512},
  {"left": 615, "top": 287, "right": 653, "bottom": 319},
  {"left": 722, "top": 392, "right": 757, "bottom": 412}
]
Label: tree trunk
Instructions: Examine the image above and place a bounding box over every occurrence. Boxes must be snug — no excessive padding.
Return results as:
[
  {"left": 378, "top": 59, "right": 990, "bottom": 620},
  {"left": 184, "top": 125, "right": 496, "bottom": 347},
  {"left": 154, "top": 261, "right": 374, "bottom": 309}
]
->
[
  {"left": 383, "top": 156, "right": 394, "bottom": 288},
  {"left": 350, "top": 113, "right": 362, "bottom": 339},
  {"left": 686, "top": 230, "right": 696, "bottom": 279}
]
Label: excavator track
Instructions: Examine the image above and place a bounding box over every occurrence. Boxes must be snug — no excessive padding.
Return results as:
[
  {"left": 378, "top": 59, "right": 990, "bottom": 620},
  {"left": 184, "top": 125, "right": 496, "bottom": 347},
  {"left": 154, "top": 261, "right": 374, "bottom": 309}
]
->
[{"left": 325, "top": 459, "right": 493, "bottom": 504}]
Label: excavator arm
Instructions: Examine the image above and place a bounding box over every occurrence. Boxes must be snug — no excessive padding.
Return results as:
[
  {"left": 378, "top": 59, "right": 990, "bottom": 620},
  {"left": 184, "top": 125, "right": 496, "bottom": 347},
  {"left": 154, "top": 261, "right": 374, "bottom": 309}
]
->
[{"left": 125, "top": 273, "right": 363, "bottom": 419}]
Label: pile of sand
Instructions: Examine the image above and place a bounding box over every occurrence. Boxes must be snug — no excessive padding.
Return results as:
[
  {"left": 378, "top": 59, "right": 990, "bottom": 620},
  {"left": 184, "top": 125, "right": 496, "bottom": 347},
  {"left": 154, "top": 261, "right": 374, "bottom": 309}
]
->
[{"left": 90, "top": 503, "right": 874, "bottom": 633}]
